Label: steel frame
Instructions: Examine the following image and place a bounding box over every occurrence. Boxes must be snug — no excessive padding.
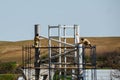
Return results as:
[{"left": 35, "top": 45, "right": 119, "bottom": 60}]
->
[{"left": 22, "top": 24, "right": 97, "bottom": 80}]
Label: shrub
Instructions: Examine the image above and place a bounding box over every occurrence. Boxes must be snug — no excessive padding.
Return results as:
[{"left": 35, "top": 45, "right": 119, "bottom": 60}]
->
[
  {"left": 0, "top": 62, "right": 17, "bottom": 74},
  {"left": 0, "top": 74, "right": 17, "bottom": 80},
  {"left": 97, "top": 51, "right": 120, "bottom": 69}
]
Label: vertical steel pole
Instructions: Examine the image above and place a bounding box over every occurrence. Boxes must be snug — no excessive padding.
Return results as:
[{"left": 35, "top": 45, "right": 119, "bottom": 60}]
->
[
  {"left": 73, "top": 25, "right": 81, "bottom": 80},
  {"left": 58, "top": 25, "right": 62, "bottom": 79},
  {"left": 77, "top": 44, "right": 83, "bottom": 80},
  {"left": 48, "top": 25, "right": 51, "bottom": 80},
  {"left": 72, "top": 25, "right": 77, "bottom": 80},
  {"left": 82, "top": 46, "right": 85, "bottom": 80},
  {"left": 91, "top": 46, "right": 96, "bottom": 68},
  {"left": 29, "top": 45, "right": 32, "bottom": 79},
  {"left": 93, "top": 46, "right": 97, "bottom": 80},
  {"left": 34, "top": 24, "right": 40, "bottom": 80},
  {"left": 22, "top": 46, "right": 27, "bottom": 80},
  {"left": 28, "top": 45, "right": 31, "bottom": 79},
  {"left": 25, "top": 46, "right": 27, "bottom": 77},
  {"left": 27, "top": 45, "right": 29, "bottom": 80},
  {"left": 94, "top": 46, "right": 97, "bottom": 80},
  {"left": 63, "top": 27, "right": 67, "bottom": 80},
  {"left": 77, "top": 45, "right": 80, "bottom": 80},
  {"left": 22, "top": 46, "right": 24, "bottom": 68}
]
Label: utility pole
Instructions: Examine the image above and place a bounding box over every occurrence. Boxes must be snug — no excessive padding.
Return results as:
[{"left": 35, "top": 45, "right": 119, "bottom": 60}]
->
[{"left": 34, "top": 24, "right": 40, "bottom": 80}]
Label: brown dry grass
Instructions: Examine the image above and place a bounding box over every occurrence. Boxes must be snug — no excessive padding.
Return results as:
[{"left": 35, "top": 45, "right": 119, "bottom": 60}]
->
[{"left": 0, "top": 37, "right": 120, "bottom": 64}]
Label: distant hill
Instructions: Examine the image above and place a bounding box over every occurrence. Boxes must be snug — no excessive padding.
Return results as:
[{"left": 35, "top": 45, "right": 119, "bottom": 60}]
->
[{"left": 0, "top": 37, "right": 120, "bottom": 64}]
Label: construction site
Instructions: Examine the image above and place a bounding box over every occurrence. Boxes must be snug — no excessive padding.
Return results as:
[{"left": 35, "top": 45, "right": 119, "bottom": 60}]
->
[{"left": 21, "top": 24, "right": 97, "bottom": 80}]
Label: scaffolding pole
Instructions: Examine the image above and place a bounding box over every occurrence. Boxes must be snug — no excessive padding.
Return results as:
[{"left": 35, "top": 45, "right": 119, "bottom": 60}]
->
[
  {"left": 34, "top": 24, "right": 40, "bottom": 80},
  {"left": 58, "top": 25, "right": 62, "bottom": 79},
  {"left": 63, "top": 27, "right": 67, "bottom": 80},
  {"left": 78, "top": 44, "right": 84, "bottom": 80},
  {"left": 48, "top": 25, "right": 52, "bottom": 80}
]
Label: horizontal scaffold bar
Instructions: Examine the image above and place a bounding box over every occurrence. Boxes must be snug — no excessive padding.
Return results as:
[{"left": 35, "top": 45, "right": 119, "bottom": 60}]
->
[
  {"left": 34, "top": 46, "right": 95, "bottom": 49},
  {"left": 48, "top": 26, "right": 59, "bottom": 28},
  {"left": 23, "top": 45, "right": 96, "bottom": 49},
  {"left": 34, "top": 46, "right": 76, "bottom": 49},
  {"left": 48, "top": 25, "right": 77, "bottom": 28},
  {"left": 23, "top": 66, "right": 96, "bottom": 69}
]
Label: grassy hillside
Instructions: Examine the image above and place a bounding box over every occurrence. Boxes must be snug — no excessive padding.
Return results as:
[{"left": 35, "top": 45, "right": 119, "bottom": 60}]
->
[
  {"left": 0, "top": 37, "right": 120, "bottom": 65},
  {"left": 85, "top": 37, "right": 120, "bottom": 54},
  {"left": 0, "top": 40, "right": 33, "bottom": 63}
]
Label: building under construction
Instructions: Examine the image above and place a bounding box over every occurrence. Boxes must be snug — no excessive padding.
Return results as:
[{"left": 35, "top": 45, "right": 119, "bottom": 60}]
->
[{"left": 21, "top": 24, "right": 97, "bottom": 80}]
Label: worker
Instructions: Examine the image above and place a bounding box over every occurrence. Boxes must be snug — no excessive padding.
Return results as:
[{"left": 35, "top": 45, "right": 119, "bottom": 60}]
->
[
  {"left": 34, "top": 34, "right": 40, "bottom": 48},
  {"left": 80, "top": 38, "right": 91, "bottom": 47}
]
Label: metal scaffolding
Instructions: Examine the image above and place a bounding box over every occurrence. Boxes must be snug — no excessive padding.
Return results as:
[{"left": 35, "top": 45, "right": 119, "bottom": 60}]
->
[
  {"left": 48, "top": 25, "right": 84, "bottom": 80},
  {"left": 21, "top": 24, "right": 97, "bottom": 80}
]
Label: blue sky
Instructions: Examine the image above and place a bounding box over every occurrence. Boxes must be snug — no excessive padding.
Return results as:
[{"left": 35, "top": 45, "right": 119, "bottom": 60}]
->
[{"left": 0, "top": 0, "right": 120, "bottom": 41}]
